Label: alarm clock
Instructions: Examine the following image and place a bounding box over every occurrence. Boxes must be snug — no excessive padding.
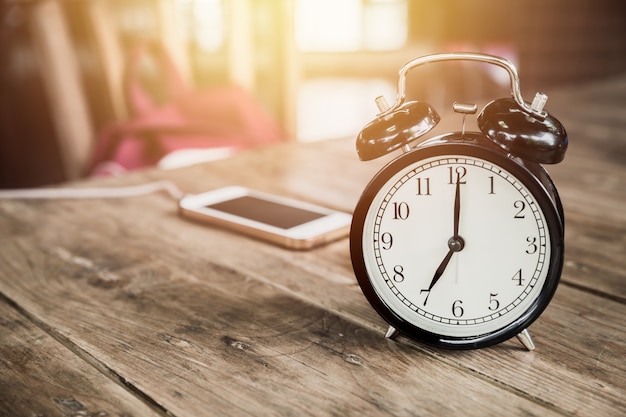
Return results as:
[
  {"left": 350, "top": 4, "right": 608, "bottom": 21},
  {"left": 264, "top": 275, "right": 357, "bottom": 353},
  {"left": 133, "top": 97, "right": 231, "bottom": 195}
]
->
[{"left": 350, "top": 52, "right": 567, "bottom": 350}]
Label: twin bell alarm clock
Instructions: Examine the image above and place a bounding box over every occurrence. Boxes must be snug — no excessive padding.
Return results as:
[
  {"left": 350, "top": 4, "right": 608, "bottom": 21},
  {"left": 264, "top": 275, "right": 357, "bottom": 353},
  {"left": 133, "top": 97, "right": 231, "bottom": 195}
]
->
[{"left": 350, "top": 52, "right": 568, "bottom": 350}]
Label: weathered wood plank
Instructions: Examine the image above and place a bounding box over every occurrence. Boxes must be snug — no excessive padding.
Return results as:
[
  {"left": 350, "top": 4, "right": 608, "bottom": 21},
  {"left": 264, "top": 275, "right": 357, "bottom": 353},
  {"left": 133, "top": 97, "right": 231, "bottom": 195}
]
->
[
  {"left": 0, "top": 237, "right": 570, "bottom": 417},
  {"left": 417, "top": 285, "right": 626, "bottom": 416},
  {"left": 544, "top": 79, "right": 626, "bottom": 300},
  {"left": 561, "top": 211, "right": 626, "bottom": 301},
  {"left": 0, "top": 297, "right": 163, "bottom": 417},
  {"left": 0, "top": 187, "right": 624, "bottom": 416},
  {"left": 550, "top": 142, "right": 626, "bottom": 226}
]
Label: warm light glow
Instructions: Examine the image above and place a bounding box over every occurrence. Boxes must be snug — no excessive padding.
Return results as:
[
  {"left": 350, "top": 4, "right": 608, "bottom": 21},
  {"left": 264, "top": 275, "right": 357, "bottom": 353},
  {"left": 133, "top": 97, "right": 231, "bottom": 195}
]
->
[
  {"left": 295, "top": 0, "right": 407, "bottom": 51},
  {"left": 295, "top": 0, "right": 362, "bottom": 51},
  {"left": 177, "top": 0, "right": 407, "bottom": 53},
  {"left": 176, "top": 0, "right": 225, "bottom": 52},
  {"left": 174, "top": 1, "right": 409, "bottom": 142},
  {"left": 363, "top": 0, "right": 408, "bottom": 51},
  {"left": 297, "top": 78, "right": 395, "bottom": 142}
]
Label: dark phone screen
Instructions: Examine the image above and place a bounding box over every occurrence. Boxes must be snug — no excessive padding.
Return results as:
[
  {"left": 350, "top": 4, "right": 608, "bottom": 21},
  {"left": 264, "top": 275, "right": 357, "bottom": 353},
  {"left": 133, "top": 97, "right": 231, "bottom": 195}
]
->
[{"left": 206, "top": 196, "right": 326, "bottom": 229}]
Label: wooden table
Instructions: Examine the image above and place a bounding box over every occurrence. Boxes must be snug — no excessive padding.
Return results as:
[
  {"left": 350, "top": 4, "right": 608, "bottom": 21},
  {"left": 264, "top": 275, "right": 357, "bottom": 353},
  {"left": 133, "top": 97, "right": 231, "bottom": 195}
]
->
[{"left": 1, "top": 75, "right": 625, "bottom": 417}]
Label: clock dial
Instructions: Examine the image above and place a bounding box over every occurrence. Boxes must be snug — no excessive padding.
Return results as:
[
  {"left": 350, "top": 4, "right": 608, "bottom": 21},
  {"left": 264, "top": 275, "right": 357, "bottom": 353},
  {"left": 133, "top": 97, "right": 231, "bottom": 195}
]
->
[{"left": 353, "top": 146, "right": 559, "bottom": 343}]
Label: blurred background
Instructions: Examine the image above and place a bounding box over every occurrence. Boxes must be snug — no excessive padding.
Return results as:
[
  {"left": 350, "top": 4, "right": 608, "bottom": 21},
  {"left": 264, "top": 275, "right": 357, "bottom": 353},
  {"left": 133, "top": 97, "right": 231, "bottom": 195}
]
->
[{"left": 1, "top": 0, "right": 625, "bottom": 188}]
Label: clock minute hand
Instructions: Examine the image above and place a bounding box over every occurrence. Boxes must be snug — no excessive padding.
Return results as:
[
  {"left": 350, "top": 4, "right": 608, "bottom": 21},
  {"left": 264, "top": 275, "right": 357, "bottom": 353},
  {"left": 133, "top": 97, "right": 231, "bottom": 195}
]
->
[
  {"left": 447, "top": 177, "right": 465, "bottom": 256},
  {"left": 453, "top": 178, "right": 461, "bottom": 238}
]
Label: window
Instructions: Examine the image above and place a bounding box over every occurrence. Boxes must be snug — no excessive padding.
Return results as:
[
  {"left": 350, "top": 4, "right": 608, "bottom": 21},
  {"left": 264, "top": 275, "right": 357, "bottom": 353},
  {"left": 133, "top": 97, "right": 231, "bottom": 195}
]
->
[
  {"left": 295, "top": 0, "right": 408, "bottom": 52},
  {"left": 175, "top": 0, "right": 225, "bottom": 53},
  {"left": 297, "top": 78, "right": 396, "bottom": 142},
  {"left": 172, "top": 0, "right": 408, "bottom": 141},
  {"left": 295, "top": 0, "right": 407, "bottom": 140}
]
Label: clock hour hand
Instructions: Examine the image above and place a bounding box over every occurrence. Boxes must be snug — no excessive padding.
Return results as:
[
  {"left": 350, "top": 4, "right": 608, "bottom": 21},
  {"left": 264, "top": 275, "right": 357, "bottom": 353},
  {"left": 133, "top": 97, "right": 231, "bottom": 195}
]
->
[{"left": 421, "top": 247, "right": 454, "bottom": 306}]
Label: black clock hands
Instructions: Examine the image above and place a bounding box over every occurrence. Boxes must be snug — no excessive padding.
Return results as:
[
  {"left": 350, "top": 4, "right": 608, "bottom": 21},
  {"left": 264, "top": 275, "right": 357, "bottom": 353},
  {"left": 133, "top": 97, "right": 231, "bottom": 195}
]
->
[
  {"left": 421, "top": 248, "right": 454, "bottom": 305},
  {"left": 449, "top": 178, "right": 465, "bottom": 252},
  {"left": 453, "top": 178, "right": 461, "bottom": 238},
  {"left": 421, "top": 178, "right": 465, "bottom": 306}
]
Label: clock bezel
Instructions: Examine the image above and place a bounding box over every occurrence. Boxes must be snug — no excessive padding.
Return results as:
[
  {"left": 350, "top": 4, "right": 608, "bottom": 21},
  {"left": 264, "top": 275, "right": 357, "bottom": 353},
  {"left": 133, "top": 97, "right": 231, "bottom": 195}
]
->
[{"left": 350, "top": 133, "right": 564, "bottom": 349}]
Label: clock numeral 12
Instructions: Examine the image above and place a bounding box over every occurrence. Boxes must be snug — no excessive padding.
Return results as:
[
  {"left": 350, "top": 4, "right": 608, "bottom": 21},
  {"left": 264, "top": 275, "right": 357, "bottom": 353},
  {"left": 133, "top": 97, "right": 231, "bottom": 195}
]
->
[{"left": 448, "top": 166, "right": 467, "bottom": 184}]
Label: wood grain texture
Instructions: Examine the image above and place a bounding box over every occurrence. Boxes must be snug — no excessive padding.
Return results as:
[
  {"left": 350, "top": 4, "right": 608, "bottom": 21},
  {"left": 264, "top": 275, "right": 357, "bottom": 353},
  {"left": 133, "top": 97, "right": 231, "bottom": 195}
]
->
[
  {"left": 0, "top": 74, "right": 624, "bottom": 416},
  {"left": 0, "top": 297, "right": 162, "bottom": 417},
  {"left": 0, "top": 236, "right": 569, "bottom": 417}
]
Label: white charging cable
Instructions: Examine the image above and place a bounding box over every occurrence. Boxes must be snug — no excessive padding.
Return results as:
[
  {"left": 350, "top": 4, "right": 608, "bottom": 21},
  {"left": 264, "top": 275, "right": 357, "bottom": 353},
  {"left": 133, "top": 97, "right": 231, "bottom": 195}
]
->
[{"left": 0, "top": 180, "right": 185, "bottom": 201}]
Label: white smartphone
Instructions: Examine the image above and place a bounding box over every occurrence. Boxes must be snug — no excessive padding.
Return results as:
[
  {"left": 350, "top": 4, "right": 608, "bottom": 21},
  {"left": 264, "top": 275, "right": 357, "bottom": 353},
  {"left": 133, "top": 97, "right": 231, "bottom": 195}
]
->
[{"left": 178, "top": 186, "right": 352, "bottom": 250}]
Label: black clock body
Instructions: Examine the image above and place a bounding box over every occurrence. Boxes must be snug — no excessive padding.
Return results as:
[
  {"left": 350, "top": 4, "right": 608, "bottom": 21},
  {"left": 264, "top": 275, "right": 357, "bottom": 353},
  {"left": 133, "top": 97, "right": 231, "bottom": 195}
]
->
[{"left": 350, "top": 132, "right": 564, "bottom": 349}]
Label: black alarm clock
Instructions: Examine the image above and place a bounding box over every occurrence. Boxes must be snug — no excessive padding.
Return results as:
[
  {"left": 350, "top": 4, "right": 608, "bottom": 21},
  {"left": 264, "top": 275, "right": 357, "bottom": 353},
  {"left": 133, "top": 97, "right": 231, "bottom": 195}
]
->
[{"left": 350, "top": 52, "right": 567, "bottom": 350}]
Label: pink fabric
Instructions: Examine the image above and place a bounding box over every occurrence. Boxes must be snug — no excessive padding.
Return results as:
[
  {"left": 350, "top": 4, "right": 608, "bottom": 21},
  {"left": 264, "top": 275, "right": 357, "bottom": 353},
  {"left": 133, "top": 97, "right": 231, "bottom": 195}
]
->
[{"left": 90, "top": 42, "right": 284, "bottom": 175}]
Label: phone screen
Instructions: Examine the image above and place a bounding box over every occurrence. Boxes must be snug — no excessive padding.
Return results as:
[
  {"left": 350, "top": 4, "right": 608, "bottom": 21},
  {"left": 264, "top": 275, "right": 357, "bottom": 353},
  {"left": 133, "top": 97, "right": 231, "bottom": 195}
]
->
[{"left": 206, "top": 196, "right": 326, "bottom": 229}]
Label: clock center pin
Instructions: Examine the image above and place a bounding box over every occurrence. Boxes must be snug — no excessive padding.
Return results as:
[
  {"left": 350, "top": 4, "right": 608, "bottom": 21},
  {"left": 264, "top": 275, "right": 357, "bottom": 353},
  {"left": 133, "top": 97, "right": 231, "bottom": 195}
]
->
[{"left": 447, "top": 236, "right": 465, "bottom": 252}]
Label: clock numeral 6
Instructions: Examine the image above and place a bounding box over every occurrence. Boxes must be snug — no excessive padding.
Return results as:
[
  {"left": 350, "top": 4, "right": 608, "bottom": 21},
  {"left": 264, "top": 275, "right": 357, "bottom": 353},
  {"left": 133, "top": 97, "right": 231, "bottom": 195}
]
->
[{"left": 452, "top": 300, "right": 464, "bottom": 317}]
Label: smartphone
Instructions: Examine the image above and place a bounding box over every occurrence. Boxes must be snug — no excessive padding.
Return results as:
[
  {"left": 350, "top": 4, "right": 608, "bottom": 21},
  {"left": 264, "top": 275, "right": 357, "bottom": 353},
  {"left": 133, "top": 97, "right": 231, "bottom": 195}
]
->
[{"left": 178, "top": 186, "right": 352, "bottom": 250}]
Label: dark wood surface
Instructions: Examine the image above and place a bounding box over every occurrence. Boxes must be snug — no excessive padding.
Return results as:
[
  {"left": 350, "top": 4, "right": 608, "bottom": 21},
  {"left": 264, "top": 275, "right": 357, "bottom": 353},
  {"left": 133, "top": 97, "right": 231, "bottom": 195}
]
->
[{"left": 0, "top": 75, "right": 624, "bottom": 416}]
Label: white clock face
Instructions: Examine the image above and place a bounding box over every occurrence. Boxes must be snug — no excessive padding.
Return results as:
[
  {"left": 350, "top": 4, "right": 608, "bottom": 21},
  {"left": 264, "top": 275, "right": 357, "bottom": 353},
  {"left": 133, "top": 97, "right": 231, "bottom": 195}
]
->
[{"left": 361, "top": 154, "right": 551, "bottom": 338}]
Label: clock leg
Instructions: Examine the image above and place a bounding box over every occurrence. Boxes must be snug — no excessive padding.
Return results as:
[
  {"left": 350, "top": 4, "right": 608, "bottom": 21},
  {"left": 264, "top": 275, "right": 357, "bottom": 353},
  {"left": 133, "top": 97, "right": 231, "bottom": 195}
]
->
[
  {"left": 385, "top": 325, "right": 400, "bottom": 340},
  {"left": 516, "top": 328, "right": 536, "bottom": 351}
]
